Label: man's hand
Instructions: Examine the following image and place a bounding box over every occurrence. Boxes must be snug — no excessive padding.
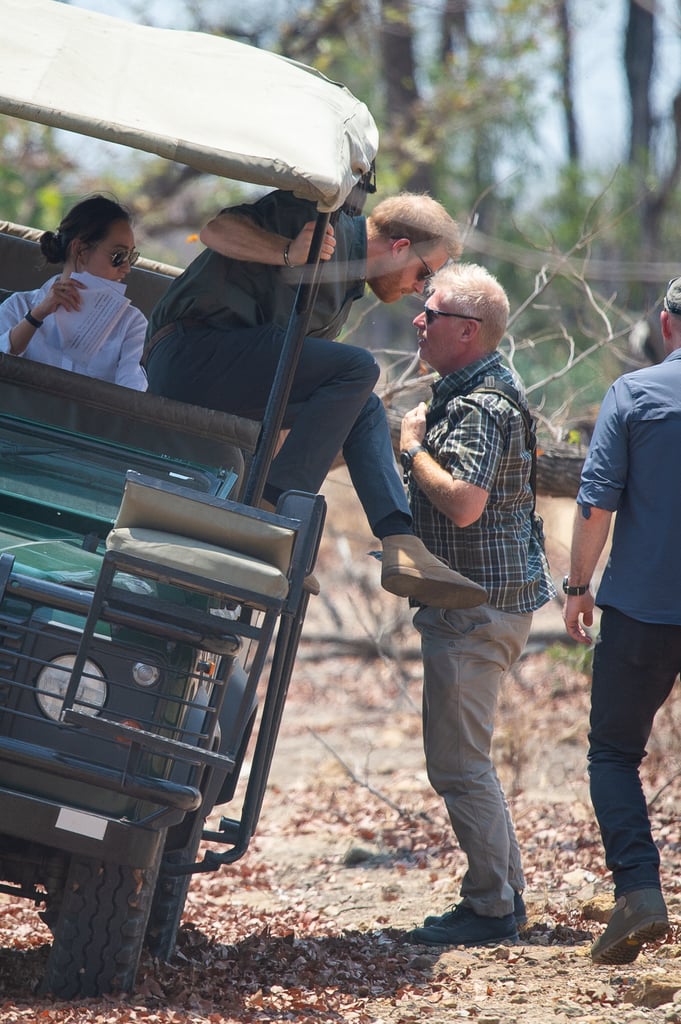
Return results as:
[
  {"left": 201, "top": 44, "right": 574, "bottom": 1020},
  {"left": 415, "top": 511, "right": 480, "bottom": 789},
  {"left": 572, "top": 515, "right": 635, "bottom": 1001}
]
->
[
  {"left": 563, "top": 592, "right": 595, "bottom": 645},
  {"left": 288, "top": 222, "right": 336, "bottom": 266},
  {"left": 400, "top": 401, "right": 488, "bottom": 526},
  {"left": 401, "top": 402, "right": 427, "bottom": 450}
]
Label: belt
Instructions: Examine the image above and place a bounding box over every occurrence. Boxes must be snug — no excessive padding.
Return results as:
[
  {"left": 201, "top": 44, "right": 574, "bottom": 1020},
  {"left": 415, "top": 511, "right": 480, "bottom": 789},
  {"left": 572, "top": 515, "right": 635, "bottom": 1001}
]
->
[{"left": 142, "top": 318, "right": 204, "bottom": 367}]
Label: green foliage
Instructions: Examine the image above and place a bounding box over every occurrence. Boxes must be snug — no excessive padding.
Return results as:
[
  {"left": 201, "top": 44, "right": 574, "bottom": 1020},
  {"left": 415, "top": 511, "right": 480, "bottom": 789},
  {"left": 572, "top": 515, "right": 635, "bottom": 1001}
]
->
[
  {"left": 0, "top": 0, "right": 675, "bottom": 429},
  {"left": 0, "top": 117, "right": 74, "bottom": 227}
]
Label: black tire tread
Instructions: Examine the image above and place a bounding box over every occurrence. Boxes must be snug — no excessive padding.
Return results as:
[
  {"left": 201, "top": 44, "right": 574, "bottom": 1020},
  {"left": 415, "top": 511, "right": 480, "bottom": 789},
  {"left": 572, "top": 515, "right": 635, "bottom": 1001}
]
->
[{"left": 41, "top": 852, "right": 161, "bottom": 998}]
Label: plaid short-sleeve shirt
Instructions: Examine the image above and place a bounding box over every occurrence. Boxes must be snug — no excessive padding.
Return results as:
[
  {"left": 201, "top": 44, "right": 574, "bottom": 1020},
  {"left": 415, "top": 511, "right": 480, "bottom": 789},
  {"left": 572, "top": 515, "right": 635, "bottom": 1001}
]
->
[{"left": 407, "top": 353, "right": 555, "bottom": 613}]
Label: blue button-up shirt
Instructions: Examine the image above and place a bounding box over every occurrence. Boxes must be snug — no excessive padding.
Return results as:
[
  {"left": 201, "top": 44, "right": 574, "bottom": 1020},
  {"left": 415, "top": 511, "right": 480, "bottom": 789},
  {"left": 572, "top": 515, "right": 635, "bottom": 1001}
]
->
[{"left": 578, "top": 347, "right": 681, "bottom": 623}]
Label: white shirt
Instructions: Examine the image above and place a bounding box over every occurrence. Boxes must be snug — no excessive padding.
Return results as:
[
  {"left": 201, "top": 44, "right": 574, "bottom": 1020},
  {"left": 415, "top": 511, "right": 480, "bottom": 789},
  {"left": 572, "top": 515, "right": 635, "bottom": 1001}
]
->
[{"left": 0, "top": 275, "right": 148, "bottom": 390}]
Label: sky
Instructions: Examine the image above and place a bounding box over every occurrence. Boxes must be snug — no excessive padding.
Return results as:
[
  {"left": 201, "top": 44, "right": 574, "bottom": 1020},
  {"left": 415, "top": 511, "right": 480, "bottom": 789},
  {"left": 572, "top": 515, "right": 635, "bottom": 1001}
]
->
[
  {"left": 564, "top": 0, "right": 681, "bottom": 171},
  {"left": 56, "top": 0, "right": 681, "bottom": 174}
]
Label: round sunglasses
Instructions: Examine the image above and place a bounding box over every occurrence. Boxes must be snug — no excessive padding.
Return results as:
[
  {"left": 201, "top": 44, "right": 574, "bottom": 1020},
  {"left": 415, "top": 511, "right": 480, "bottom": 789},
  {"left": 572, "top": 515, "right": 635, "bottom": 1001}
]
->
[{"left": 109, "top": 247, "right": 140, "bottom": 268}]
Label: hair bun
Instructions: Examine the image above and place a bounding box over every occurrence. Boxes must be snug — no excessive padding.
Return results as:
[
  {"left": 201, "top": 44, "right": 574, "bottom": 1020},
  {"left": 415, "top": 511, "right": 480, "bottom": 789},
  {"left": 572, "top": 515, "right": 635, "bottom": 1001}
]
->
[{"left": 39, "top": 229, "right": 66, "bottom": 265}]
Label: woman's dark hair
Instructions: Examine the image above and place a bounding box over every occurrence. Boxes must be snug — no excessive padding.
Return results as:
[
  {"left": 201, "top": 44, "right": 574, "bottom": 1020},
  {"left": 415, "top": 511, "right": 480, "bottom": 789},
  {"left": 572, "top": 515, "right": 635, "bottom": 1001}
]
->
[{"left": 40, "top": 194, "right": 132, "bottom": 265}]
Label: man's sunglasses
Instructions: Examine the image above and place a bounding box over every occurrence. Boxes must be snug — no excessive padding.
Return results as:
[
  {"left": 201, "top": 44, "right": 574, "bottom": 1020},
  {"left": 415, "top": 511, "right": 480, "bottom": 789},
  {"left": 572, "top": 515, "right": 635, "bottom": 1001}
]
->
[
  {"left": 390, "top": 237, "right": 433, "bottom": 281},
  {"left": 109, "top": 247, "right": 140, "bottom": 268},
  {"left": 424, "top": 305, "right": 483, "bottom": 325},
  {"left": 414, "top": 250, "right": 433, "bottom": 281}
]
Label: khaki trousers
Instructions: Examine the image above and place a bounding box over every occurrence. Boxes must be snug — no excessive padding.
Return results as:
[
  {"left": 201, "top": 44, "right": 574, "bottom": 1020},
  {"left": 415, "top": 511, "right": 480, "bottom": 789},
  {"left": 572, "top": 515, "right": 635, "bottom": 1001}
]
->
[{"left": 413, "top": 603, "right": 532, "bottom": 917}]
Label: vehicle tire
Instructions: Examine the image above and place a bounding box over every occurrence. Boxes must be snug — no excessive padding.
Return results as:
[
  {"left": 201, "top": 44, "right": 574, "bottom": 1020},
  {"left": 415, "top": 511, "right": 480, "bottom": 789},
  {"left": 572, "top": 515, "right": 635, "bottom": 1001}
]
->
[
  {"left": 41, "top": 847, "right": 163, "bottom": 999},
  {"left": 144, "top": 835, "right": 201, "bottom": 961}
]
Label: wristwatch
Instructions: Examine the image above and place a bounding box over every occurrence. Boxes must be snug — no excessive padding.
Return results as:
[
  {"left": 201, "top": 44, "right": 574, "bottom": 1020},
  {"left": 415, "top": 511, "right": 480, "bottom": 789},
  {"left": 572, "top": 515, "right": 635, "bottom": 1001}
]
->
[
  {"left": 562, "top": 576, "right": 589, "bottom": 596},
  {"left": 400, "top": 444, "right": 426, "bottom": 475}
]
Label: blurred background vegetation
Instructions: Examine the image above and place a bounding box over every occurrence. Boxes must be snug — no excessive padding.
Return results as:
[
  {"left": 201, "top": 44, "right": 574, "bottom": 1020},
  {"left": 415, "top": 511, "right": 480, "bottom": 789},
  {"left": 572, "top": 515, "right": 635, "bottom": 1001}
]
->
[{"left": 2, "top": 0, "right": 680, "bottom": 438}]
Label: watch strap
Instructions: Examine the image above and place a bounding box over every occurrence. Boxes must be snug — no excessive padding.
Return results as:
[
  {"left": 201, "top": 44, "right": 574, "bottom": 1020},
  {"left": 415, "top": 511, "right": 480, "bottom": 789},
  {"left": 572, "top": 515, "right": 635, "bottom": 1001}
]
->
[
  {"left": 562, "top": 575, "right": 589, "bottom": 596},
  {"left": 400, "top": 444, "right": 426, "bottom": 481},
  {"left": 24, "top": 310, "right": 44, "bottom": 328}
]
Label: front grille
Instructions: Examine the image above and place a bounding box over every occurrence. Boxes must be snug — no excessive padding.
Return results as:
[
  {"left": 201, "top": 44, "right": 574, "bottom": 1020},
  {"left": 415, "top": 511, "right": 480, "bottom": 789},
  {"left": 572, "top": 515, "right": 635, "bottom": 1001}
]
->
[{"left": 0, "top": 582, "right": 236, "bottom": 822}]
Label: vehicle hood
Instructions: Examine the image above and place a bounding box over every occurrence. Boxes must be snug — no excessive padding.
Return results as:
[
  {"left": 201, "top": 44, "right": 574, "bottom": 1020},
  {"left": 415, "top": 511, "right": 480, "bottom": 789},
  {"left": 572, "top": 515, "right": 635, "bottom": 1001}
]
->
[{"left": 0, "top": 524, "right": 101, "bottom": 585}]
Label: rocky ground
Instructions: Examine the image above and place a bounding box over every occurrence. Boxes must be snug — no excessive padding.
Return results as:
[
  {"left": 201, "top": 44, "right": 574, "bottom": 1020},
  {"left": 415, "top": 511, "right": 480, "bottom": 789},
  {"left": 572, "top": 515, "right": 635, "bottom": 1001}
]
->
[{"left": 1, "top": 479, "right": 680, "bottom": 1023}]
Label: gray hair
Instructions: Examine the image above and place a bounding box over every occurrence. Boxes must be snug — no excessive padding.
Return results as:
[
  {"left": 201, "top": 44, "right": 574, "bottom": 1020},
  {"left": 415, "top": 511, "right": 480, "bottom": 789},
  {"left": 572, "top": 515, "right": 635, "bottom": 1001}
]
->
[{"left": 428, "top": 262, "right": 509, "bottom": 351}]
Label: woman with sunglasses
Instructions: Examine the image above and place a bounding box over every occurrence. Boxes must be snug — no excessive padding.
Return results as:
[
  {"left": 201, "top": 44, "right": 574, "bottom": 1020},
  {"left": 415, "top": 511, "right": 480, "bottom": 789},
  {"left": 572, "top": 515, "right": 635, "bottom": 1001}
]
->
[{"left": 0, "top": 194, "right": 147, "bottom": 389}]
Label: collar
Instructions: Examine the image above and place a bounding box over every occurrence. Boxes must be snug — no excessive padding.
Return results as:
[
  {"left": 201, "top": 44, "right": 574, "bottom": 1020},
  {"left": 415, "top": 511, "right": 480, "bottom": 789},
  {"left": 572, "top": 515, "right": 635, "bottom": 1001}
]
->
[{"left": 430, "top": 352, "right": 505, "bottom": 409}]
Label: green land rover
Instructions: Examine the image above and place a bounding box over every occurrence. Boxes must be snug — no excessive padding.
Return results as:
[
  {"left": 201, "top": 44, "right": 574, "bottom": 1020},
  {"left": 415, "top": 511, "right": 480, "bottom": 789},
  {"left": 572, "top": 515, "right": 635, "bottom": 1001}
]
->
[{"left": 0, "top": 0, "right": 377, "bottom": 997}]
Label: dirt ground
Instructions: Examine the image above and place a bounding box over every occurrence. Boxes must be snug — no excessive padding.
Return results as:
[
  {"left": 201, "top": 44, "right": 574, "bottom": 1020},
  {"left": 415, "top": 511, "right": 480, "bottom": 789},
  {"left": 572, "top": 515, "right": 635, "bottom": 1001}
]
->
[{"left": 1, "top": 474, "right": 681, "bottom": 1023}]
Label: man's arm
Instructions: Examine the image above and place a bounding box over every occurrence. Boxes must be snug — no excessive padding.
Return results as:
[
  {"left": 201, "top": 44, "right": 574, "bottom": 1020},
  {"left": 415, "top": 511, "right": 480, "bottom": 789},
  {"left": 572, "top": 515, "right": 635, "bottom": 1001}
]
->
[
  {"left": 563, "top": 504, "right": 612, "bottom": 645},
  {"left": 400, "top": 402, "right": 488, "bottom": 527},
  {"left": 199, "top": 212, "right": 336, "bottom": 266}
]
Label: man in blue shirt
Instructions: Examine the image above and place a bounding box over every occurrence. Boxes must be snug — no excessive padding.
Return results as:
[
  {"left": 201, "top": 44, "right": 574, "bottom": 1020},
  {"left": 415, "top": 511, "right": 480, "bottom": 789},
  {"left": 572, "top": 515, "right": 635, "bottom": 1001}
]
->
[{"left": 563, "top": 278, "right": 681, "bottom": 964}]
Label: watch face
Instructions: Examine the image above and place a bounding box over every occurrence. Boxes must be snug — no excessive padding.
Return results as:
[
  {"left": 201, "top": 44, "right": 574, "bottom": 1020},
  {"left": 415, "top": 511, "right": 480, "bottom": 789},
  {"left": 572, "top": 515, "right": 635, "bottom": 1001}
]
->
[{"left": 400, "top": 451, "right": 411, "bottom": 470}]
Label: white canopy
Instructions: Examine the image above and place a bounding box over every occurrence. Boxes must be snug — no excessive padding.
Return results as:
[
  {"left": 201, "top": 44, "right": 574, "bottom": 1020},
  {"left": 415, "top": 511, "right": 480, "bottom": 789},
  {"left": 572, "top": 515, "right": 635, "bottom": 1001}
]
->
[{"left": 0, "top": 0, "right": 379, "bottom": 212}]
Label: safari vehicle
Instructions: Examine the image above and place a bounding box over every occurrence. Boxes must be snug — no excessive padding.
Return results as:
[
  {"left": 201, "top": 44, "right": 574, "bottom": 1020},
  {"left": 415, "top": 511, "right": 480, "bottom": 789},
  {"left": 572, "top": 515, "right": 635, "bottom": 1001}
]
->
[{"left": 0, "top": 0, "right": 378, "bottom": 998}]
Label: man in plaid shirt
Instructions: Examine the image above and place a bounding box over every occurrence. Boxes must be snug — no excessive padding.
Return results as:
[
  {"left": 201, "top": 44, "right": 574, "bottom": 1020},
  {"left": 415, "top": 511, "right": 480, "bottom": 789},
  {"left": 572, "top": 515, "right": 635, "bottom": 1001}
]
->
[{"left": 401, "top": 262, "right": 555, "bottom": 948}]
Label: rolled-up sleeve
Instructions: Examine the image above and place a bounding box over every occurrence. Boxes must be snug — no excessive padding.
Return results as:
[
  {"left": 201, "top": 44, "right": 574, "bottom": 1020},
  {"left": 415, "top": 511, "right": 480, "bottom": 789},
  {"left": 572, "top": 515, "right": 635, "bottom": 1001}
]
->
[
  {"left": 0, "top": 291, "right": 32, "bottom": 354},
  {"left": 577, "top": 383, "right": 629, "bottom": 513}
]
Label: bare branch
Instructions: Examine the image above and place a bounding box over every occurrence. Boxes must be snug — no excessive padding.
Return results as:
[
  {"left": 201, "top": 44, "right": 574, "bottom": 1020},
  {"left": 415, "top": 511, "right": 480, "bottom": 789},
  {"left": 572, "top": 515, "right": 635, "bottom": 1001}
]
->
[{"left": 307, "top": 727, "right": 431, "bottom": 822}]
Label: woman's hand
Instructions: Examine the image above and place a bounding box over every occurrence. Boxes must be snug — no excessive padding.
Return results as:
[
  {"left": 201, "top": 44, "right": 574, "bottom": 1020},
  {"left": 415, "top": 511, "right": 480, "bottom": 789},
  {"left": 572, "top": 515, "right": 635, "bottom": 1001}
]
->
[{"left": 32, "top": 276, "right": 85, "bottom": 321}]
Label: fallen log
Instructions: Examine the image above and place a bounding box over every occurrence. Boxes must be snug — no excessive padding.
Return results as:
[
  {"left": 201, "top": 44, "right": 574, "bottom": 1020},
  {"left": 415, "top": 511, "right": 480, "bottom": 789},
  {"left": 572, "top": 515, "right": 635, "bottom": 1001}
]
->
[{"left": 534, "top": 443, "right": 587, "bottom": 498}]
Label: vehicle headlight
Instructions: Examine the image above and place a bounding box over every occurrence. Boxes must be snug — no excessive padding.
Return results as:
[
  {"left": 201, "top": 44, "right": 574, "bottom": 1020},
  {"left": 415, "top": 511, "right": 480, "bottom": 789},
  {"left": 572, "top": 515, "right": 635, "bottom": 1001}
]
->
[{"left": 36, "top": 654, "right": 107, "bottom": 722}]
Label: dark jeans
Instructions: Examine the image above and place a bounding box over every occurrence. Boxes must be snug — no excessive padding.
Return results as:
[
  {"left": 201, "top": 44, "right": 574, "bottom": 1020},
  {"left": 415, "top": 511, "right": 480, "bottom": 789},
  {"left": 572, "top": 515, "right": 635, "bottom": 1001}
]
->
[
  {"left": 145, "top": 321, "right": 411, "bottom": 534},
  {"left": 588, "top": 606, "right": 681, "bottom": 897}
]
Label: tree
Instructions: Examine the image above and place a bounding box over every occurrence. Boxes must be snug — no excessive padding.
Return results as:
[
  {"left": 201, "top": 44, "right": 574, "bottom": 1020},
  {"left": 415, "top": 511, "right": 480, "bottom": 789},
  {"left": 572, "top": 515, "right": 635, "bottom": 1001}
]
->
[
  {"left": 556, "top": 0, "right": 579, "bottom": 164},
  {"left": 4, "top": 0, "right": 680, "bottom": 465},
  {"left": 626, "top": 0, "right": 655, "bottom": 167},
  {"left": 0, "top": 118, "right": 74, "bottom": 228}
]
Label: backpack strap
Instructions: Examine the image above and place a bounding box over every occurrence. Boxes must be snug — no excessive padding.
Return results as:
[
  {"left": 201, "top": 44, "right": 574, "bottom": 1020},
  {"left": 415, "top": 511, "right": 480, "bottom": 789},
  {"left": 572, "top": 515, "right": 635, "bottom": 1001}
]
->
[{"left": 471, "top": 376, "right": 537, "bottom": 506}]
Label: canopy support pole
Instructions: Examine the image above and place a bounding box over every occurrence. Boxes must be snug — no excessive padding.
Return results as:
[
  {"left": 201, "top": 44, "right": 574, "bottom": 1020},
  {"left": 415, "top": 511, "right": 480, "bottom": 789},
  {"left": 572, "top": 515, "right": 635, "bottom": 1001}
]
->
[{"left": 243, "top": 211, "right": 331, "bottom": 508}]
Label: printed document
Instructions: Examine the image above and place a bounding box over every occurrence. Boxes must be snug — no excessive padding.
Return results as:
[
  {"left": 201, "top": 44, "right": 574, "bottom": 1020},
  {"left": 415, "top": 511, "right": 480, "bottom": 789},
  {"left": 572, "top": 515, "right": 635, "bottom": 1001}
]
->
[{"left": 55, "top": 272, "right": 130, "bottom": 359}]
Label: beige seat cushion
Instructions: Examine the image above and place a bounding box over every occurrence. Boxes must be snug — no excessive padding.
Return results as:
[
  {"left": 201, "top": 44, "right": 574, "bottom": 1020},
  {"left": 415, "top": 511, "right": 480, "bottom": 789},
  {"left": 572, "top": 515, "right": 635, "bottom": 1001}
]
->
[
  {"left": 107, "top": 527, "right": 289, "bottom": 602},
  {"left": 115, "top": 476, "right": 295, "bottom": 574}
]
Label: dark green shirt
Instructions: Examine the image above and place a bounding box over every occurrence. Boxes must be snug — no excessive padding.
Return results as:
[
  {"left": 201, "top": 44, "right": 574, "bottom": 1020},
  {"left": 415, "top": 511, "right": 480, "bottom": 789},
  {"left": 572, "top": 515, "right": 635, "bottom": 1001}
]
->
[{"left": 146, "top": 190, "right": 367, "bottom": 343}]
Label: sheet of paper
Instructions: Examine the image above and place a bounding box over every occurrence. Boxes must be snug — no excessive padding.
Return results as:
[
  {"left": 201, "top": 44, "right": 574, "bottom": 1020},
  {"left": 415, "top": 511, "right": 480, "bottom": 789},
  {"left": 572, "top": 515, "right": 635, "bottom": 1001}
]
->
[{"left": 54, "top": 271, "right": 130, "bottom": 359}]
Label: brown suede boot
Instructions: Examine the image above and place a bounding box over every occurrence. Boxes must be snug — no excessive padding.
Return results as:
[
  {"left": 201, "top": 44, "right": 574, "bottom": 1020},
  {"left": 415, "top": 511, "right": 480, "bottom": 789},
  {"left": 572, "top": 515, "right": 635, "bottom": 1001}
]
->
[{"left": 381, "top": 535, "right": 487, "bottom": 609}]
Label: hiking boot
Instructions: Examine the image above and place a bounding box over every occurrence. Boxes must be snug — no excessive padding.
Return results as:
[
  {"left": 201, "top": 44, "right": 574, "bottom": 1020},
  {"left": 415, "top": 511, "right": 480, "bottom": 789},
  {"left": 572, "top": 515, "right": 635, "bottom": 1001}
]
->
[
  {"left": 424, "top": 890, "right": 527, "bottom": 930},
  {"left": 591, "top": 888, "right": 669, "bottom": 965},
  {"left": 406, "top": 903, "right": 518, "bottom": 947},
  {"left": 302, "top": 572, "right": 320, "bottom": 595},
  {"left": 381, "top": 535, "right": 487, "bottom": 609}
]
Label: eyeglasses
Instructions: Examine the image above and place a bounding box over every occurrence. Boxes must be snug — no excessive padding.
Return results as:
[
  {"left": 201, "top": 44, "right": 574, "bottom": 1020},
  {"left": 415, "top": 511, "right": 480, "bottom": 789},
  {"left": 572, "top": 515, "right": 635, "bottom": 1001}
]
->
[
  {"left": 424, "top": 305, "right": 483, "bottom": 325},
  {"left": 390, "top": 236, "right": 433, "bottom": 281},
  {"left": 665, "top": 277, "right": 681, "bottom": 315},
  {"left": 414, "top": 250, "right": 433, "bottom": 282},
  {"left": 109, "top": 247, "right": 140, "bottom": 268}
]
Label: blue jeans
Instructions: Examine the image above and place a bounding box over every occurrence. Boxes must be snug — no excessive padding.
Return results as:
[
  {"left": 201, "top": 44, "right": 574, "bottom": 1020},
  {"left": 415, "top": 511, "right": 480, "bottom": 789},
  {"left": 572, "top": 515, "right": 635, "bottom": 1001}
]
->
[
  {"left": 589, "top": 606, "right": 681, "bottom": 897},
  {"left": 413, "top": 603, "right": 532, "bottom": 917},
  {"left": 146, "top": 322, "right": 410, "bottom": 533}
]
